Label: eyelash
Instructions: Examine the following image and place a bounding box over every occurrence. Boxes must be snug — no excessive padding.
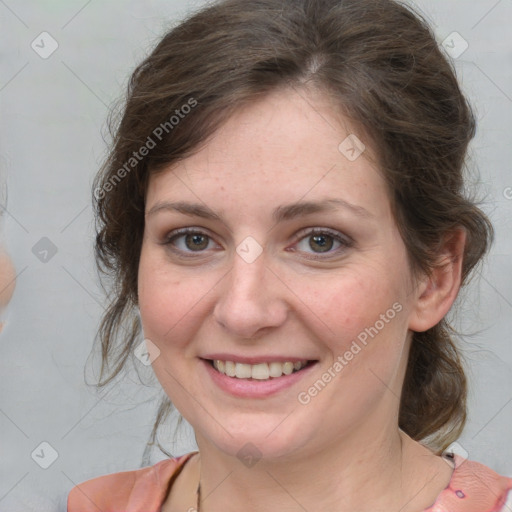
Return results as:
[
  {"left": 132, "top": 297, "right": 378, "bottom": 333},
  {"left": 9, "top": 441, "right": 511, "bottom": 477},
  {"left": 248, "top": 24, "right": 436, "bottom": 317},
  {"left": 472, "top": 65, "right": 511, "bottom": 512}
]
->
[{"left": 162, "top": 227, "right": 353, "bottom": 260}]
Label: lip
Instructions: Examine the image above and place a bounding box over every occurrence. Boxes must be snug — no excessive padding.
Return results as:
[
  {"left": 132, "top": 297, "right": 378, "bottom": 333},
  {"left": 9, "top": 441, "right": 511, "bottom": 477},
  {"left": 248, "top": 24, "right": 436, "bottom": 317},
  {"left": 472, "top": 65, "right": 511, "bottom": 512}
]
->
[{"left": 201, "top": 358, "right": 319, "bottom": 398}]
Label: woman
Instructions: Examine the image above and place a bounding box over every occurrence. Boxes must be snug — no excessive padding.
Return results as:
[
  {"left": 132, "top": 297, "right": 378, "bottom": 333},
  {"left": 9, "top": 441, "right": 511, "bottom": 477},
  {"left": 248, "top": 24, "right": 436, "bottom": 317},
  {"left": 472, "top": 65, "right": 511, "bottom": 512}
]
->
[{"left": 67, "top": 0, "right": 512, "bottom": 510}]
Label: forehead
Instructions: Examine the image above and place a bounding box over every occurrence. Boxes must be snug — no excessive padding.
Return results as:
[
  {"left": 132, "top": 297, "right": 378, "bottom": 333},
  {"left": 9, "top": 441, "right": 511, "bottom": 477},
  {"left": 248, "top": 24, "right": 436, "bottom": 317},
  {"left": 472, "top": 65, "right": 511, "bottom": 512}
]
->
[{"left": 146, "top": 87, "right": 390, "bottom": 221}]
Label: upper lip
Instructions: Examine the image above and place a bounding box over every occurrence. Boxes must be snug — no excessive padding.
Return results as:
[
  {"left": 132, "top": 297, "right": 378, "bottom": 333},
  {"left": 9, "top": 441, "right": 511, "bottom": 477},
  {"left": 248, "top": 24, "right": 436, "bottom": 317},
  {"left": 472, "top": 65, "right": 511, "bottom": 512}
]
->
[{"left": 202, "top": 354, "right": 317, "bottom": 364}]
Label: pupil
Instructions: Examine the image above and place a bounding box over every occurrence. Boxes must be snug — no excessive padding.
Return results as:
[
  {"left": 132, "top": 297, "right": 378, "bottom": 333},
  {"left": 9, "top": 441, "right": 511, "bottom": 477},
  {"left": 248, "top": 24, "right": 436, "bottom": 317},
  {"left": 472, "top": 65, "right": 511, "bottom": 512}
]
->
[
  {"left": 311, "top": 235, "right": 332, "bottom": 253},
  {"left": 187, "top": 234, "right": 208, "bottom": 250}
]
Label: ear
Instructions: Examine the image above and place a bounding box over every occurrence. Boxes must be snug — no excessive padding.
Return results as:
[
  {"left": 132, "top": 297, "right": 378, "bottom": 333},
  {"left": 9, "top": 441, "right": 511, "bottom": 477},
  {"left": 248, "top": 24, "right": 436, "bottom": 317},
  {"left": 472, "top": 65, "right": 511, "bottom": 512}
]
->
[{"left": 408, "top": 228, "right": 466, "bottom": 332}]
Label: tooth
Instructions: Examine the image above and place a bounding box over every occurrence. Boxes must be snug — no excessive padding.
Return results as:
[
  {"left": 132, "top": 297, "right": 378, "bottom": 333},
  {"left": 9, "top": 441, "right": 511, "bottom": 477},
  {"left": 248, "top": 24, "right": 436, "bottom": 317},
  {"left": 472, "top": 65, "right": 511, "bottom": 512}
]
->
[
  {"left": 214, "top": 359, "right": 308, "bottom": 379},
  {"left": 251, "top": 363, "right": 270, "bottom": 380},
  {"left": 225, "top": 361, "right": 236, "bottom": 377},
  {"left": 235, "top": 362, "right": 252, "bottom": 379},
  {"left": 282, "top": 362, "right": 294, "bottom": 375},
  {"left": 268, "top": 362, "right": 283, "bottom": 378}
]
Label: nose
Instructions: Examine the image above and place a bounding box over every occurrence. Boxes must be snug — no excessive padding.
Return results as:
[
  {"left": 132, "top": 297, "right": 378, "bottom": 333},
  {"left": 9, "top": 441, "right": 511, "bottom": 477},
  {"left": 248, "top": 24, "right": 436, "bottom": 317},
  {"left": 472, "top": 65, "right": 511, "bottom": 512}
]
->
[{"left": 212, "top": 248, "right": 288, "bottom": 340}]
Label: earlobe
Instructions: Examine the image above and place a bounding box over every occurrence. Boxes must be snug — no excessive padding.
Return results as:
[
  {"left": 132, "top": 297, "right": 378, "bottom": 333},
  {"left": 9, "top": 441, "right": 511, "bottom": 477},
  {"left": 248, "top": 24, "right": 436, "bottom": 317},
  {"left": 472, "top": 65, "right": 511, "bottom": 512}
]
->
[{"left": 408, "top": 228, "right": 466, "bottom": 333}]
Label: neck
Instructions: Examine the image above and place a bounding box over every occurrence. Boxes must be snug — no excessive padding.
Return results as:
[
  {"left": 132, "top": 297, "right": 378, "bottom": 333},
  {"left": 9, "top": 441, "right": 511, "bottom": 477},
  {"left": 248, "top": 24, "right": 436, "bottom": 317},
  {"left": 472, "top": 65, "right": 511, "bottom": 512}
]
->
[{"left": 194, "top": 424, "right": 443, "bottom": 512}]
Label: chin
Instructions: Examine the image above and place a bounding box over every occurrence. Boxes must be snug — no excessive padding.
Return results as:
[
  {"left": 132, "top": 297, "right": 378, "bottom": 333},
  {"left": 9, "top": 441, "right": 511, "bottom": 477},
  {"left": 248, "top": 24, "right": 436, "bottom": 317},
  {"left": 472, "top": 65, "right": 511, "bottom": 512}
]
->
[{"left": 196, "top": 416, "right": 315, "bottom": 463}]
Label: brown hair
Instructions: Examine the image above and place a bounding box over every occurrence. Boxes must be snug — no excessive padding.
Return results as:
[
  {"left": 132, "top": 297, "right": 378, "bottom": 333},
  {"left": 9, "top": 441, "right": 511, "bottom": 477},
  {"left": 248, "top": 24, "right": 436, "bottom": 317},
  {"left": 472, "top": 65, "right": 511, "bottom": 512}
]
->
[{"left": 91, "top": 0, "right": 493, "bottom": 463}]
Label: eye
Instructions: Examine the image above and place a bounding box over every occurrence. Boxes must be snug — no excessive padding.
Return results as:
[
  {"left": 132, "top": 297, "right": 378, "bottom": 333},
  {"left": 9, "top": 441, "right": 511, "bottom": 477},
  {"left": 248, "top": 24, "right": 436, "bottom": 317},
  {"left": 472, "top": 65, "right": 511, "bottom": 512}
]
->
[
  {"left": 163, "top": 228, "right": 219, "bottom": 256},
  {"left": 291, "top": 228, "right": 353, "bottom": 259},
  {"left": 162, "top": 227, "right": 353, "bottom": 260}
]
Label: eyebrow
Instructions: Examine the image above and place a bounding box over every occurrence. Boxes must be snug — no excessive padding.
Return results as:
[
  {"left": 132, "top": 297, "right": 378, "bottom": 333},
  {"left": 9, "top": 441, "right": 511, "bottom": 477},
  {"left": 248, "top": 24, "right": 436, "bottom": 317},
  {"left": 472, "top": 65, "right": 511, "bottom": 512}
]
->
[{"left": 146, "top": 198, "right": 374, "bottom": 223}]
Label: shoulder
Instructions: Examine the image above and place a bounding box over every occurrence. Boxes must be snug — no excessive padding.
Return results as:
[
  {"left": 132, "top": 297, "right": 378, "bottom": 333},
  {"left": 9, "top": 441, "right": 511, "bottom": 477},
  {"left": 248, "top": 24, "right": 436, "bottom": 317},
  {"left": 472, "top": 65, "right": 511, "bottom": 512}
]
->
[
  {"left": 427, "top": 454, "right": 512, "bottom": 512},
  {"left": 67, "top": 452, "right": 197, "bottom": 512}
]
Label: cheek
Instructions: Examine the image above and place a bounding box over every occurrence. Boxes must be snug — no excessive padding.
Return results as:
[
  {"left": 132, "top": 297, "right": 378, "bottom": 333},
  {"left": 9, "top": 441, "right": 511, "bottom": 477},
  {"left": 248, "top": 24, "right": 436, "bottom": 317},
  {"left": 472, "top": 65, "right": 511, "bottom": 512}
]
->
[
  {"left": 137, "top": 249, "right": 212, "bottom": 350},
  {"left": 299, "top": 273, "right": 409, "bottom": 415},
  {"left": 301, "top": 262, "right": 410, "bottom": 376},
  {"left": 309, "top": 273, "right": 401, "bottom": 338}
]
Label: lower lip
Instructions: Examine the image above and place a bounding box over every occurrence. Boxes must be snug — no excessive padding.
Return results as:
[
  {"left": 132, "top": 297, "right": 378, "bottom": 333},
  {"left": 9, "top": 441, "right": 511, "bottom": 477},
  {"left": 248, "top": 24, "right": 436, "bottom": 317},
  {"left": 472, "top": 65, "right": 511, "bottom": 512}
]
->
[{"left": 201, "top": 359, "right": 318, "bottom": 398}]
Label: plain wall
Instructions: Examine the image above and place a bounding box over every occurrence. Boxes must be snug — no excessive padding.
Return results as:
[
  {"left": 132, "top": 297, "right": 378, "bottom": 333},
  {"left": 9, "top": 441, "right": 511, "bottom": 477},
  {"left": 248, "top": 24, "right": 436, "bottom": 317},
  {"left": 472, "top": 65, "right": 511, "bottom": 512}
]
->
[{"left": 1, "top": 1, "right": 511, "bottom": 510}]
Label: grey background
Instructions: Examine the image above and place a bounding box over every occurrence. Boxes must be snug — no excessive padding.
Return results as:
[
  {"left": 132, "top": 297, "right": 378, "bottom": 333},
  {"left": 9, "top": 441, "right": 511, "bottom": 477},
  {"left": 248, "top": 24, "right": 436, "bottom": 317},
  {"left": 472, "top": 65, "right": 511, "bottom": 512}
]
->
[{"left": 1, "top": 1, "right": 511, "bottom": 510}]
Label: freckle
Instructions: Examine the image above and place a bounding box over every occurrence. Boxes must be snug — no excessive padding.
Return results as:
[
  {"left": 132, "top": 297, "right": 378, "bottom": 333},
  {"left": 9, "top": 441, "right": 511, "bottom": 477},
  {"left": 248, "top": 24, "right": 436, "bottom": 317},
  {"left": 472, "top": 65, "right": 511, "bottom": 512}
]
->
[{"left": 455, "top": 490, "right": 465, "bottom": 499}]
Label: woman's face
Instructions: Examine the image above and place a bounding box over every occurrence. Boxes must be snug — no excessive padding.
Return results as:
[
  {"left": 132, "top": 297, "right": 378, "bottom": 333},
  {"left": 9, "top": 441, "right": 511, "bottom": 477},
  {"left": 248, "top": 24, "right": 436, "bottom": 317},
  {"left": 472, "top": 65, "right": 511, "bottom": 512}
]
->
[{"left": 138, "top": 87, "right": 422, "bottom": 460}]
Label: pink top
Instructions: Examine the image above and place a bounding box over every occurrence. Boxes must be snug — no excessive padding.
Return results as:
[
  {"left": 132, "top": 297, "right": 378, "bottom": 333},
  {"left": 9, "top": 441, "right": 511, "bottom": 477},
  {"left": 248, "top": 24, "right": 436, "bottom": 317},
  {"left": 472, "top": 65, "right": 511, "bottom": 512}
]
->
[{"left": 67, "top": 452, "right": 512, "bottom": 512}]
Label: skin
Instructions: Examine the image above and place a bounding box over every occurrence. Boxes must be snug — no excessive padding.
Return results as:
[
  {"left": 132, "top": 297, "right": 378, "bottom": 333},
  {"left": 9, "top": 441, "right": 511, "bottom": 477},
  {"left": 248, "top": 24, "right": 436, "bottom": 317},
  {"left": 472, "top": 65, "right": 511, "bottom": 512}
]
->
[
  {"left": 138, "top": 86, "right": 466, "bottom": 511},
  {"left": 0, "top": 248, "right": 16, "bottom": 332}
]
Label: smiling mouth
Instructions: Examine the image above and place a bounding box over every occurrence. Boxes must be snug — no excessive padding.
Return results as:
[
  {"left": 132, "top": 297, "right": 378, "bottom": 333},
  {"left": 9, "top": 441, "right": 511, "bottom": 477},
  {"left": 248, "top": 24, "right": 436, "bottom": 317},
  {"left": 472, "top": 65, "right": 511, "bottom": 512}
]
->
[{"left": 207, "top": 359, "right": 317, "bottom": 380}]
